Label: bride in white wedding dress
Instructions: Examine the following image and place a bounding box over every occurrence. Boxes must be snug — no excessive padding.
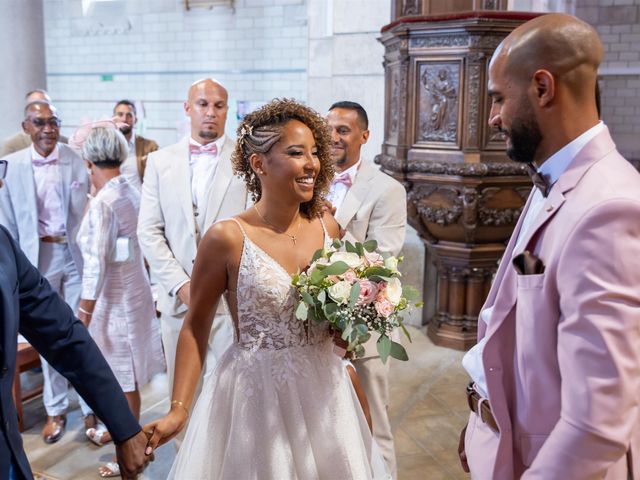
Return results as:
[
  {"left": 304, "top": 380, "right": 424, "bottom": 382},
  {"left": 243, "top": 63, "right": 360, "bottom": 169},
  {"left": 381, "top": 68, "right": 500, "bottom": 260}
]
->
[{"left": 144, "top": 99, "right": 389, "bottom": 479}]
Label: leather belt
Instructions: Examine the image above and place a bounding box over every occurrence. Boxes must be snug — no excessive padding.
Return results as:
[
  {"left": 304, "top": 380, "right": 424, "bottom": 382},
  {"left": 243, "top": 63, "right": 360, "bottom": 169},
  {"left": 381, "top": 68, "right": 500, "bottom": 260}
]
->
[
  {"left": 466, "top": 382, "right": 499, "bottom": 434},
  {"left": 40, "top": 235, "right": 67, "bottom": 244}
]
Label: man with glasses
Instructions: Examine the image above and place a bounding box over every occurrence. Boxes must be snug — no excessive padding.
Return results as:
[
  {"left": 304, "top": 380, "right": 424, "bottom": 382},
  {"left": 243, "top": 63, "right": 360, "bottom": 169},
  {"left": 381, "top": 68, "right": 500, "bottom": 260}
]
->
[
  {"left": 0, "top": 101, "right": 95, "bottom": 444},
  {"left": 0, "top": 90, "right": 67, "bottom": 157}
]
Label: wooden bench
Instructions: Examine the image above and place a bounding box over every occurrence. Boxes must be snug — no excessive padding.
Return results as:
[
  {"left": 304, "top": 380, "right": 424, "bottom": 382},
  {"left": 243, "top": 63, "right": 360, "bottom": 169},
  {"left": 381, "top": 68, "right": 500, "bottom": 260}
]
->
[{"left": 12, "top": 343, "right": 43, "bottom": 432}]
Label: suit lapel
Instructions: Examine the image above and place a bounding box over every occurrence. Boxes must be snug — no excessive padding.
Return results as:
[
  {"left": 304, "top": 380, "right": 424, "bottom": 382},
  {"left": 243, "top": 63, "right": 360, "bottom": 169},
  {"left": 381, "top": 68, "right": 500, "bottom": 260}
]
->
[
  {"left": 203, "top": 137, "right": 234, "bottom": 228},
  {"left": 17, "top": 150, "right": 38, "bottom": 233},
  {"left": 483, "top": 128, "right": 617, "bottom": 338},
  {"left": 335, "top": 162, "right": 374, "bottom": 228},
  {"left": 171, "top": 139, "right": 197, "bottom": 236},
  {"left": 58, "top": 146, "right": 72, "bottom": 220}
]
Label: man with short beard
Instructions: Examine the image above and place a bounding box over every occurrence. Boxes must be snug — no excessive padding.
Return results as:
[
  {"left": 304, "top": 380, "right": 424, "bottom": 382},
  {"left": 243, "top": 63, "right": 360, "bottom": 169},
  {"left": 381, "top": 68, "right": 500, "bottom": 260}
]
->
[
  {"left": 112, "top": 99, "right": 158, "bottom": 190},
  {"left": 460, "top": 13, "right": 640, "bottom": 479},
  {"left": 326, "top": 101, "right": 407, "bottom": 479},
  {"left": 0, "top": 101, "right": 96, "bottom": 444},
  {"left": 137, "top": 79, "right": 248, "bottom": 436}
]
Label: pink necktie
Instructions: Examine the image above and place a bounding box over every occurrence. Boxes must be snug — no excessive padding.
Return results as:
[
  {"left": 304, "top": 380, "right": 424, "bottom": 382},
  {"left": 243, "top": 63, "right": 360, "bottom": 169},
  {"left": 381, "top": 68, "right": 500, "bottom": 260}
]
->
[
  {"left": 332, "top": 172, "right": 352, "bottom": 188},
  {"left": 189, "top": 143, "right": 218, "bottom": 156},
  {"left": 32, "top": 157, "right": 58, "bottom": 167}
]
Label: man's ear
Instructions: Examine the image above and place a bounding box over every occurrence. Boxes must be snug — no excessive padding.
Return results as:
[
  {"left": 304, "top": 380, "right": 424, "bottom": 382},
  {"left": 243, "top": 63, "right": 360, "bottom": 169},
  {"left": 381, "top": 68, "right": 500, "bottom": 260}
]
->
[
  {"left": 532, "top": 69, "right": 555, "bottom": 108},
  {"left": 21, "top": 120, "right": 29, "bottom": 135},
  {"left": 361, "top": 129, "right": 370, "bottom": 145}
]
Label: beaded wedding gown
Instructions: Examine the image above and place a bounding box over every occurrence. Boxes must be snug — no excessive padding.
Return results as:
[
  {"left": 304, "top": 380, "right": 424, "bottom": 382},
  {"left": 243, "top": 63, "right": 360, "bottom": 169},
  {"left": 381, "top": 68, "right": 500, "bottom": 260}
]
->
[{"left": 169, "top": 218, "right": 388, "bottom": 479}]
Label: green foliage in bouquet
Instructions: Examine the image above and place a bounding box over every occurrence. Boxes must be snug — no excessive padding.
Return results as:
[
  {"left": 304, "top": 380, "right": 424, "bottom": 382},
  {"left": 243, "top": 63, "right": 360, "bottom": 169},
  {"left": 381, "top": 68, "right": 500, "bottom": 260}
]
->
[{"left": 292, "top": 239, "right": 422, "bottom": 364}]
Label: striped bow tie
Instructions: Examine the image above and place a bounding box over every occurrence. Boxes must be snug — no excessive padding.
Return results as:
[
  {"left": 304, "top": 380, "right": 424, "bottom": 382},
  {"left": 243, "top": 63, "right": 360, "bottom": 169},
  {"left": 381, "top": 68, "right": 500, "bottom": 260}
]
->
[{"left": 332, "top": 172, "right": 352, "bottom": 188}]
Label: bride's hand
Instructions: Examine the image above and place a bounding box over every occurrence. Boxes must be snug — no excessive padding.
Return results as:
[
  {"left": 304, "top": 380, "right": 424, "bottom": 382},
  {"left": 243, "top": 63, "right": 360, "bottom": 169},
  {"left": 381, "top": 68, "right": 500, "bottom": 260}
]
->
[{"left": 143, "top": 409, "right": 189, "bottom": 453}]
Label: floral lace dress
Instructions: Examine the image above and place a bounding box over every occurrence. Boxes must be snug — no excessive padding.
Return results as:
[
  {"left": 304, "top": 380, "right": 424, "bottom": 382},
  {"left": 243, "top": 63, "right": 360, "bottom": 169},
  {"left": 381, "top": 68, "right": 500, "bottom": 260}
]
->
[{"left": 169, "top": 218, "right": 388, "bottom": 480}]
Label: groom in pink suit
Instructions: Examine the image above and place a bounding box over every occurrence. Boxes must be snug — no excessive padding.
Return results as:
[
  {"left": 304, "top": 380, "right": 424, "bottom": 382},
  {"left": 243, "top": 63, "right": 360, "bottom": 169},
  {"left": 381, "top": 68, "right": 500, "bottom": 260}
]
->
[{"left": 460, "top": 13, "right": 640, "bottom": 479}]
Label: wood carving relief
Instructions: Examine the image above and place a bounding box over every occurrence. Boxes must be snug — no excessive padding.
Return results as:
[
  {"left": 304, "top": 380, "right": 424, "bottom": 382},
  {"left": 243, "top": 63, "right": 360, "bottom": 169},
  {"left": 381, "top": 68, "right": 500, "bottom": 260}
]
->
[{"left": 418, "top": 63, "right": 459, "bottom": 143}]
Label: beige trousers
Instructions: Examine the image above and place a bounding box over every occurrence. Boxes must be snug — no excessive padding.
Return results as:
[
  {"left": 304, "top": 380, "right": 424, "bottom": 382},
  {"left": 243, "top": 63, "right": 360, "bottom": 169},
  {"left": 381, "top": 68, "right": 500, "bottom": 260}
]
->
[{"left": 354, "top": 356, "right": 397, "bottom": 479}]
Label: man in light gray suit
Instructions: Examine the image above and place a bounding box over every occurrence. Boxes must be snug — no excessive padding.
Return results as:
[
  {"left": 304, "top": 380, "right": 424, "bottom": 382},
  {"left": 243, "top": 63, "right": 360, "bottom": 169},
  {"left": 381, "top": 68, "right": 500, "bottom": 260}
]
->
[
  {"left": 138, "top": 79, "right": 248, "bottom": 414},
  {"left": 326, "top": 101, "right": 407, "bottom": 479},
  {"left": 0, "top": 90, "right": 68, "bottom": 157},
  {"left": 0, "top": 101, "right": 94, "bottom": 443}
]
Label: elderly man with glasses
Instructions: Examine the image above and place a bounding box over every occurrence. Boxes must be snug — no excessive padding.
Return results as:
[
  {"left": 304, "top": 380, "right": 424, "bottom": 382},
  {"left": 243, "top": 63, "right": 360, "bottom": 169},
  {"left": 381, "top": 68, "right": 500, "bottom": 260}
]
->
[{"left": 0, "top": 100, "right": 96, "bottom": 444}]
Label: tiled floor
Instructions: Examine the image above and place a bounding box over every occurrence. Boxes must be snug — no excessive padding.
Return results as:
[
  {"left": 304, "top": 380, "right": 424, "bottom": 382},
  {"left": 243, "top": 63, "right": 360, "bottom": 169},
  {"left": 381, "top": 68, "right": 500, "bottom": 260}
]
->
[{"left": 21, "top": 326, "right": 471, "bottom": 479}]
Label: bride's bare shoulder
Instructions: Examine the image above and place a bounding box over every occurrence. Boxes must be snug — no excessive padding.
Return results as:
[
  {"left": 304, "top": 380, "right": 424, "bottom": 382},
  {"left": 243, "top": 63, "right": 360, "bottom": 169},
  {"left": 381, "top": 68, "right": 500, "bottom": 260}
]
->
[
  {"left": 199, "top": 218, "right": 245, "bottom": 258},
  {"left": 320, "top": 210, "right": 340, "bottom": 238}
]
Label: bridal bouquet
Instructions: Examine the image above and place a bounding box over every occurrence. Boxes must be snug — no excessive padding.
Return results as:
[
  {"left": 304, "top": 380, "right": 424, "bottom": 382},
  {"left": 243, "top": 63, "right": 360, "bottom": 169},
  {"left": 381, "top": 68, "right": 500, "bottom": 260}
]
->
[{"left": 292, "top": 239, "right": 421, "bottom": 363}]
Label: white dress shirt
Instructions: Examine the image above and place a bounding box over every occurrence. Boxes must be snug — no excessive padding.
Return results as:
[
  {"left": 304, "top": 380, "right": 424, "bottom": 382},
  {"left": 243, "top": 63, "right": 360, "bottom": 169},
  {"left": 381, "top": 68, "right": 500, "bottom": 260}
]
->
[
  {"left": 190, "top": 135, "right": 225, "bottom": 210},
  {"left": 119, "top": 133, "right": 141, "bottom": 191},
  {"left": 328, "top": 158, "right": 361, "bottom": 215},
  {"left": 462, "top": 121, "right": 606, "bottom": 398},
  {"left": 31, "top": 145, "right": 66, "bottom": 237}
]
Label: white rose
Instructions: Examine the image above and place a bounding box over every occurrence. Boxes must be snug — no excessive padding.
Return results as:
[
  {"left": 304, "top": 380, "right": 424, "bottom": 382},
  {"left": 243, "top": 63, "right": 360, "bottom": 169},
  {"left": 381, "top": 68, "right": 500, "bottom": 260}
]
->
[
  {"left": 330, "top": 252, "right": 363, "bottom": 269},
  {"left": 328, "top": 280, "right": 352, "bottom": 304},
  {"left": 307, "top": 257, "right": 330, "bottom": 275},
  {"left": 383, "top": 277, "right": 402, "bottom": 306},
  {"left": 384, "top": 256, "right": 399, "bottom": 274}
]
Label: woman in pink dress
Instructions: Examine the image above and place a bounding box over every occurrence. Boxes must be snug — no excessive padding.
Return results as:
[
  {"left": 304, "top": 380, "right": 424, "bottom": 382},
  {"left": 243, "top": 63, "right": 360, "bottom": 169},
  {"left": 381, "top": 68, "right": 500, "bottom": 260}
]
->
[{"left": 75, "top": 126, "right": 164, "bottom": 477}]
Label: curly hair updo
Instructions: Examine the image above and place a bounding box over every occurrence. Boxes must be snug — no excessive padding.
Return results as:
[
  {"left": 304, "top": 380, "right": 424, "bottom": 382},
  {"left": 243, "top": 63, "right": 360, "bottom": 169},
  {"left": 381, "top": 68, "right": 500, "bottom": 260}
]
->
[{"left": 232, "top": 98, "right": 334, "bottom": 218}]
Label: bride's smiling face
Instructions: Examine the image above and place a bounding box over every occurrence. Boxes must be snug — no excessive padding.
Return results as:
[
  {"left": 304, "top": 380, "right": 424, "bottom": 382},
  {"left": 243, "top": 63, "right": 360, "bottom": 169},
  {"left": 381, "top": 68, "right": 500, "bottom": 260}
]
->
[{"left": 255, "top": 119, "right": 320, "bottom": 203}]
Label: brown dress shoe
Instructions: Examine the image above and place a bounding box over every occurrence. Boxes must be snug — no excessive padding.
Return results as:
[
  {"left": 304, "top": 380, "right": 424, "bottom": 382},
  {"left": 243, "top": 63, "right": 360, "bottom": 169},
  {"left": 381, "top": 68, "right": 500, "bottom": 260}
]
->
[{"left": 42, "top": 414, "right": 67, "bottom": 444}]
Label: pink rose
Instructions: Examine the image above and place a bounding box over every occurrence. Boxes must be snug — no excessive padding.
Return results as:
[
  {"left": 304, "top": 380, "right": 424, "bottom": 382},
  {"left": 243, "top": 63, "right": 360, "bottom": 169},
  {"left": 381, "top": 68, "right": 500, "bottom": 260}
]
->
[
  {"left": 343, "top": 269, "right": 358, "bottom": 283},
  {"left": 364, "top": 250, "right": 384, "bottom": 267},
  {"left": 356, "top": 280, "right": 379, "bottom": 305},
  {"left": 374, "top": 298, "right": 394, "bottom": 317}
]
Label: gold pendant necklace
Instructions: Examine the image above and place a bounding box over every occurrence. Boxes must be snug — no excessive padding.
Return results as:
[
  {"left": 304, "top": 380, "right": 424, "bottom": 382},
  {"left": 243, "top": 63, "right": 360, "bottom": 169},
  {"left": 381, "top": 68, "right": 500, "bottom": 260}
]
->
[{"left": 254, "top": 205, "right": 301, "bottom": 245}]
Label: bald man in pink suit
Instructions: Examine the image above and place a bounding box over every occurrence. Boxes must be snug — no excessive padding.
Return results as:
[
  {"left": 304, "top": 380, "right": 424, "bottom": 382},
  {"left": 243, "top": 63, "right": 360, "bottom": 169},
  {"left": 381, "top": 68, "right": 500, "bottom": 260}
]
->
[{"left": 460, "top": 13, "right": 640, "bottom": 480}]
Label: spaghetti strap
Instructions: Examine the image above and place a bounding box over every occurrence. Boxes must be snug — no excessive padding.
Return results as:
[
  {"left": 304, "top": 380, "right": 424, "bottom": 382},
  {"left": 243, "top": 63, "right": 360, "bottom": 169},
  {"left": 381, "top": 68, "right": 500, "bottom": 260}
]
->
[
  {"left": 221, "top": 217, "right": 248, "bottom": 238},
  {"left": 318, "top": 216, "right": 331, "bottom": 245}
]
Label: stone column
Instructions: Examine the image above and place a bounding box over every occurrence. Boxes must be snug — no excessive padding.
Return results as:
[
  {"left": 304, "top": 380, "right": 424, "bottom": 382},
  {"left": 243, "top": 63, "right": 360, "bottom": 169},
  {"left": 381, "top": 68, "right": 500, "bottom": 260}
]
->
[{"left": 0, "top": 0, "right": 46, "bottom": 140}]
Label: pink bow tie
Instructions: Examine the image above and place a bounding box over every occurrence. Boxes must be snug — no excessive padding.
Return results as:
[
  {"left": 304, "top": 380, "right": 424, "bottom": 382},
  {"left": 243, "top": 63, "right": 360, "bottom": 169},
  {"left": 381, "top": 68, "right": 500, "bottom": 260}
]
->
[
  {"left": 332, "top": 172, "right": 352, "bottom": 188},
  {"left": 189, "top": 143, "right": 218, "bottom": 156},
  {"left": 32, "top": 156, "right": 58, "bottom": 167}
]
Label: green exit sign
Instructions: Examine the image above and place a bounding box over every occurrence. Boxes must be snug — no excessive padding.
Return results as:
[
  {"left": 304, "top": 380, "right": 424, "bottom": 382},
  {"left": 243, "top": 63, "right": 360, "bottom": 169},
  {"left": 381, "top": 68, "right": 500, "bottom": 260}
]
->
[{"left": 101, "top": 74, "right": 114, "bottom": 82}]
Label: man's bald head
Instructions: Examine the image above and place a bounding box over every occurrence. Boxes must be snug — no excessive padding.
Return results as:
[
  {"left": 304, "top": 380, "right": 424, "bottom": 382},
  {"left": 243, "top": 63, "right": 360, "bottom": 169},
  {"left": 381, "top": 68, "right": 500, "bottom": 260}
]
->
[
  {"left": 184, "top": 78, "right": 229, "bottom": 144},
  {"left": 492, "top": 13, "right": 603, "bottom": 99}
]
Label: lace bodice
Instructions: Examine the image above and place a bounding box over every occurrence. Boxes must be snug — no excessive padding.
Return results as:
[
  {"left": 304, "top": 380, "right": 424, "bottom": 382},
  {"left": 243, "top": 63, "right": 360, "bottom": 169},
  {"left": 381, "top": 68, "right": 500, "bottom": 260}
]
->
[{"left": 229, "top": 218, "right": 331, "bottom": 352}]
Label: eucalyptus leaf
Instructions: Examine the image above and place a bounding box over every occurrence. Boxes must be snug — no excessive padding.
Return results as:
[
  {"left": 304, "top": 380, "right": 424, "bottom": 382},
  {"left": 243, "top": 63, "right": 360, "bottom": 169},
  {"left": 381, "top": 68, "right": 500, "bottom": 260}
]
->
[
  {"left": 295, "top": 301, "right": 308, "bottom": 320},
  {"left": 345, "top": 240, "right": 357, "bottom": 253},
  {"left": 310, "top": 268, "right": 325, "bottom": 285},
  {"left": 341, "top": 323, "right": 352, "bottom": 340},
  {"left": 354, "top": 344, "right": 365, "bottom": 358},
  {"left": 390, "top": 341, "right": 409, "bottom": 361},
  {"left": 332, "top": 238, "right": 342, "bottom": 249},
  {"left": 301, "top": 291, "right": 315, "bottom": 306},
  {"left": 317, "top": 290, "right": 326, "bottom": 305},
  {"left": 322, "top": 261, "right": 350, "bottom": 276},
  {"left": 402, "top": 285, "right": 420, "bottom": 302},
  {"left": 311, "top": 248, "right": 324, "bottom": 263},
  {"left": 358, "top": 332, "right": 371, "bottom": 344},
  {"left": 363, "top": 239, "right": 378, "bottom": 253},
  {"left": 377, "top": 334, "right": 392, "bottom": 364},
  {"left": 356, "top": 242, "right": 365, "bottom": 256},
  {"left": 348, "top": 282, "right": 361, "bottom": 309},
  {"left": 323, "top": 302, "right": 338, "bottom": 321},
  {"left": 366, "top": 266, "right": 393, "bottom": 278},
  {"left": 355, "top": 323, "right": 368, "bottom": 336}
]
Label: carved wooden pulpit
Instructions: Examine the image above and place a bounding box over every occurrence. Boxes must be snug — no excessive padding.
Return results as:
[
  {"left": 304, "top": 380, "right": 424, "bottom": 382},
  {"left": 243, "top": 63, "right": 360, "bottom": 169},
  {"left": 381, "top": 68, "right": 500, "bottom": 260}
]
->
[{"left": 378, "top": 10, "right": 540, "bottom": 349}]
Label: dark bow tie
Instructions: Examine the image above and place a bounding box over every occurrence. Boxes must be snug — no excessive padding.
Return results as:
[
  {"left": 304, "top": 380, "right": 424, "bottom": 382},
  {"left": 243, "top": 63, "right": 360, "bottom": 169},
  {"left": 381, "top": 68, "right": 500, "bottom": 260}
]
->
[{"left": 525, "top": 163, "right": 550, "bottom": 197}]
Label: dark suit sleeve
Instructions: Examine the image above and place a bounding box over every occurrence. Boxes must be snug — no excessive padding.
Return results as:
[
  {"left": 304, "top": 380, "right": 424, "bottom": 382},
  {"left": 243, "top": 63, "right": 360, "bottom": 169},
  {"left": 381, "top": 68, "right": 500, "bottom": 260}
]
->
[{"left": 3, "top": 227, "right": 141, "bottom": 443}]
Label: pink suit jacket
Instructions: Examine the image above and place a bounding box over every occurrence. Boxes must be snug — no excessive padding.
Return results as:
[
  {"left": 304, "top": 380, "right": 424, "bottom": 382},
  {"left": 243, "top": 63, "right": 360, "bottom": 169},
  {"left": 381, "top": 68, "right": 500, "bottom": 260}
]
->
[{"left": 466, "top": 127, "right": 640, "bottom": 479}]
